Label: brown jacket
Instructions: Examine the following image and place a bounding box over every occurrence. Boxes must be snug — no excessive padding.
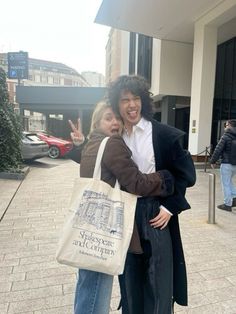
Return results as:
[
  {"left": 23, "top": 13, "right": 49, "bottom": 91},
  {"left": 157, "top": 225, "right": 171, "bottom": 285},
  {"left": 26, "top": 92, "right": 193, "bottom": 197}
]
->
[{"left": 80, "top": 130, "right": 174, "bottom": 253}]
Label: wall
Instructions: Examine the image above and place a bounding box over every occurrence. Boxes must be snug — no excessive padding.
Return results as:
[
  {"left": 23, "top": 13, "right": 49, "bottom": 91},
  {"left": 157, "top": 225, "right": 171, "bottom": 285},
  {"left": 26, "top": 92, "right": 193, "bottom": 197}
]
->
[
  {"left": 151, "top": 40, "right": 193, "bottom": 97},
  {"left": 151, "top": 39, "right": 161, "bottom": 96},
  {"left": 106, "top": 29, "right": 130, "bottom": 83}
]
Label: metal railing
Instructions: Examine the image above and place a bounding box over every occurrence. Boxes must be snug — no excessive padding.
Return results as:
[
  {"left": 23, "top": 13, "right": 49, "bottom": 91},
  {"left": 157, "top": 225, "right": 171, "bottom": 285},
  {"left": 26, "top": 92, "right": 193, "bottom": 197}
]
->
[
  {"left": 204, "top": 145, "right": 213, "bottom": 172},
  {"left": 195, "top": 145, "right": 213, "bottom": 172}
]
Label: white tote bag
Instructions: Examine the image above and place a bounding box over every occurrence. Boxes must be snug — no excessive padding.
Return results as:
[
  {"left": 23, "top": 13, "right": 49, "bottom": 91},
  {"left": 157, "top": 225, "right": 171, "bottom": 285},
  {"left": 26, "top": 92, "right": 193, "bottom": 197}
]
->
[{"left": 56, "top": 137, "right": 137, "bottom": 275}]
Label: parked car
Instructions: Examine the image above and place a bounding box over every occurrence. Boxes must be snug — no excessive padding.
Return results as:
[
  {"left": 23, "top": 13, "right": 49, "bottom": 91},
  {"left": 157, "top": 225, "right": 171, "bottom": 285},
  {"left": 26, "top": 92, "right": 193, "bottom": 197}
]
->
[
  {"left": 37, "top": 132, "right": 73, "bottom": 159},
  {"left": 21, "top": 132, "right": 49, "bottom": 161}
]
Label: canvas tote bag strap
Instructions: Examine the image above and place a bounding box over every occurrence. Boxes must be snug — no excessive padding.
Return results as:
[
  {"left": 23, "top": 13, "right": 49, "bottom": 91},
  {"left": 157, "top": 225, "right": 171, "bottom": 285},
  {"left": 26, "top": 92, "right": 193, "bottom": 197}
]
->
[{"left": 93, "top": 137, "right": 110, "bottom": 179}]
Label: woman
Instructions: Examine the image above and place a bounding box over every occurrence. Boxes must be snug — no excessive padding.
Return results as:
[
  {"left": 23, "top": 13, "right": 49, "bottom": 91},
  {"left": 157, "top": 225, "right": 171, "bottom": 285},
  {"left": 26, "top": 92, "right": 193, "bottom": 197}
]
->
[{"left": 69, "top": 101, "right": 174, "bottom": 314}]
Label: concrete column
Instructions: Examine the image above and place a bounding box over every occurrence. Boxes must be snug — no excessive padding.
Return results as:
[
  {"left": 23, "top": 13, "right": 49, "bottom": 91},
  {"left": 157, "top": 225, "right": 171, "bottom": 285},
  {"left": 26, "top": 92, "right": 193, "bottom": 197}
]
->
[
  {"left": 19, "top": 107, "right": 24, "bottom": 117},
  {"left": 120, "top": 30, "right": 130, "bottom": 75},
  {"left": 188, "top": 22, "right": 217, "bottom": 156},
  {"left": 19, "top": 107, "right": 26, "bottom": 130},
  {"left": 78, "top": 109, "right": 83, "bottom": 131},
  {"left": 45, "top": 113, "right": 49, "bottom": 131},
  {"left": 161, "top": 96, "right": 176, "bottom": 126}
]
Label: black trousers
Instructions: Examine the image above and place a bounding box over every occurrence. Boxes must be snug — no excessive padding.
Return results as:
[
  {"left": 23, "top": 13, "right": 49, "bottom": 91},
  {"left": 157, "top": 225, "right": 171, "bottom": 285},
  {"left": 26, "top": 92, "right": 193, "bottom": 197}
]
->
[{"left": 119, "top": 197, "right": 173, "bottom": 314}]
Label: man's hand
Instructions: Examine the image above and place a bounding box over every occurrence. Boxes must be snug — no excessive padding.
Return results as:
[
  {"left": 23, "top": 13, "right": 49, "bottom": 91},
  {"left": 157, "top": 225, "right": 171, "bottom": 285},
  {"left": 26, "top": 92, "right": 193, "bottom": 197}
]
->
[
  {"left": 149, "top": 207, "right": 171, "bottom": 230},
  {"left": 68, "top": 118, "right": 84, "bottom": 144}
]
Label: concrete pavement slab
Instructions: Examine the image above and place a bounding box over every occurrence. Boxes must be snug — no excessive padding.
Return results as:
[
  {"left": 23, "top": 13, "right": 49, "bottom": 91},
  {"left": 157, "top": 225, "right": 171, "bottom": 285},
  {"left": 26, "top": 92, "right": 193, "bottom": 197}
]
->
[
  {"left": 0, "top": 158, "right": 235, "bottom": 313},
  {"left": 0, "top": 179, "right": 22, "bottom": 221}
]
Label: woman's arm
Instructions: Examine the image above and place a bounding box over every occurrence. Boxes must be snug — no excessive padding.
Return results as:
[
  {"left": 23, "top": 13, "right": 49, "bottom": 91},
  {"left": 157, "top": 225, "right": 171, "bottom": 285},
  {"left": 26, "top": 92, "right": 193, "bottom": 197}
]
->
[
  {"left": 102, "top": 135, "right": 174, "bottom": 197},
  {"left": 67, "top": 119, "right": 86, "bottom": 163}
]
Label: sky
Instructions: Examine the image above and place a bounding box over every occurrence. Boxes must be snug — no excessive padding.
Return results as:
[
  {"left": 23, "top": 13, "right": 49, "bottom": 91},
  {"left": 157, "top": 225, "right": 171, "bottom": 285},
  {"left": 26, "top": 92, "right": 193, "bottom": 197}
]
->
[{"left": 0, "top": 0, "right": 110, "bottom": 75}]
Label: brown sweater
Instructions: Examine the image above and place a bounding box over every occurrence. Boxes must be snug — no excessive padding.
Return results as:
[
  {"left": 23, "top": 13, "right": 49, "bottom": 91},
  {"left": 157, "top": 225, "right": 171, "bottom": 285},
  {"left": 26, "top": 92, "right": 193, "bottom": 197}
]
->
[{"left": 80, "top": 130, "right": 174, "bottom": 253}]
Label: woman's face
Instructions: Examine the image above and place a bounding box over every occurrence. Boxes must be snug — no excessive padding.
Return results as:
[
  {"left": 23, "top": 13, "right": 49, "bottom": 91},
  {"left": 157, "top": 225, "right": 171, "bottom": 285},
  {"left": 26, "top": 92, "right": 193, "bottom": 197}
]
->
[{"left": 98, "top": 107, "right": 122, "bottom": 136}]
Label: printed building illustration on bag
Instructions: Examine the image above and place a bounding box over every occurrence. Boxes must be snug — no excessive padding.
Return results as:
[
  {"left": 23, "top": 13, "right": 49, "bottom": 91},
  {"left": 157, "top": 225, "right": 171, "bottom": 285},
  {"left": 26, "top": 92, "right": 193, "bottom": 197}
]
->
[{"left": 73, "top": 189, "right": 124, "bottom": 238}]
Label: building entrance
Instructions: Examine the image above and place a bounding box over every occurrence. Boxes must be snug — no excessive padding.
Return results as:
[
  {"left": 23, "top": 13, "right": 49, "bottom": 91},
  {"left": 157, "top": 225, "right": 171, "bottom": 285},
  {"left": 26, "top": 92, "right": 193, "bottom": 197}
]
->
[{"left": 212, "top": 37, "right": 236, "bottom": 148}]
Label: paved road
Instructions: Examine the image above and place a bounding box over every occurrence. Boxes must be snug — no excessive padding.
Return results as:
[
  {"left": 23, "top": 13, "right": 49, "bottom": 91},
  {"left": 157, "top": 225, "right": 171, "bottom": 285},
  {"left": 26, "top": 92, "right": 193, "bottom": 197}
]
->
[{"left": 0, "top": 157, "right": 235, "bottom": 313}]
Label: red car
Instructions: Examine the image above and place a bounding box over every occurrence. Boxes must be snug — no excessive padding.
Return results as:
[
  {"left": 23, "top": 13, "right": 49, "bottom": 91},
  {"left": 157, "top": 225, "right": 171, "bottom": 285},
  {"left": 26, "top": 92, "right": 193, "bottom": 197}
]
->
[{"left": 37, "top": 132, "right": 73, "bottom": 159}]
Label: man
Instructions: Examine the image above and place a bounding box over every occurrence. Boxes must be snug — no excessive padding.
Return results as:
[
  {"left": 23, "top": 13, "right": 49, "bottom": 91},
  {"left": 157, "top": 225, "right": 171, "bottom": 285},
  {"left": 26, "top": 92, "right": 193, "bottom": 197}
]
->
[
  {"left": 107, "top": 75, "right": 196, "bottom": 314},
  {"left": 210, "top": 119, "right": 236, "bottom": 212}
]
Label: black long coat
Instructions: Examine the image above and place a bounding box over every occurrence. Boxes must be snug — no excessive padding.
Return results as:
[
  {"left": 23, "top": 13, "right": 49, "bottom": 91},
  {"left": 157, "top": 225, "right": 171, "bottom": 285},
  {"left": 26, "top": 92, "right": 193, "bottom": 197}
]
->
[{"left": 151, "top": 119, "right": 196, "bottom": 306}]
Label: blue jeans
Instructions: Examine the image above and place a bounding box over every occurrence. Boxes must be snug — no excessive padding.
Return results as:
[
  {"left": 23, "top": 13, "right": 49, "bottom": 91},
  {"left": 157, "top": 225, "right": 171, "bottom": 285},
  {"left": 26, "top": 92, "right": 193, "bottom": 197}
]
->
[
  {"left": 74, "top": 269, "right": 113, "bottom": 314},
  {"left": 220, "top": 163, "right": 236, "bottom": 206}
]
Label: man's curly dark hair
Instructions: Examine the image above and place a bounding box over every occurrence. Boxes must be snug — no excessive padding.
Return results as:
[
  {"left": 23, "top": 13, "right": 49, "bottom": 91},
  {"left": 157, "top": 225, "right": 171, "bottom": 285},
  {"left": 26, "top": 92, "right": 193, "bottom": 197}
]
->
[{"left": 107, "top": 75, "right": 154, "bottom": 121}]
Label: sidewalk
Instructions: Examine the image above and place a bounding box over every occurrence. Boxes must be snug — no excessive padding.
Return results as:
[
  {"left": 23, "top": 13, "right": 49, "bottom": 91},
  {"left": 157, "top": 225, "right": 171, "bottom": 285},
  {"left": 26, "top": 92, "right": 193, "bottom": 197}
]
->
[{"left": 0, "top": 158, "right": 235, "bottom": 313}]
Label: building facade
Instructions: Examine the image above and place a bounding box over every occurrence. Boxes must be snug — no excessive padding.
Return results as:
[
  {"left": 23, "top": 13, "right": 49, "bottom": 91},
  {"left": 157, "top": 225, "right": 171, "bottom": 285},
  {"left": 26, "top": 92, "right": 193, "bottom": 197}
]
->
[
  {"left": 0, "top": 53, "right": 89, "bottom": 131},
  {"left": 105, "top": 29, "right": 193, "bottom": 148},
  {"left": 105, "top": 28, "right": 130, "bottom": 84},
  {"left": 0, "top": 53, "right": 89, "bottom": 103},
  {"left": 81, "top": 71, "right": 105, "bottom": 87},
  {"left": 96, "top": 0, "right": 236, "bottom": 158}
]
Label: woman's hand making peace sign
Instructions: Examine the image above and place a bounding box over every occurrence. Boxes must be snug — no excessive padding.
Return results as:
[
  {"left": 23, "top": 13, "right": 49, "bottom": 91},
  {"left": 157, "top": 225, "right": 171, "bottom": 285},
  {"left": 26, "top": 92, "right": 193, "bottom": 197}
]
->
[{"left": 68, "top": 118, "right": 85, "bottom": 145}]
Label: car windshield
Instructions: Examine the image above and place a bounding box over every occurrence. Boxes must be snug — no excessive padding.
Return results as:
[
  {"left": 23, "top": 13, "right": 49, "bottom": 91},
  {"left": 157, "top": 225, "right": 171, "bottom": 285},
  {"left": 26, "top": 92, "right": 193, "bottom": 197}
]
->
[
  {"left": 23, "top": 134, "right": 41, "bottom": 141},
  {"left": 27, "top": 135, "right": 40, "bottom": 141}
]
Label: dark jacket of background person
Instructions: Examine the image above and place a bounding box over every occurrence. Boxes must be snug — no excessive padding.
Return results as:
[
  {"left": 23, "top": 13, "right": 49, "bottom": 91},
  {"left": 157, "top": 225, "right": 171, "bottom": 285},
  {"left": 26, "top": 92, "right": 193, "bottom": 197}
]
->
[
  {"left": 150, "top": 119, "right": 196, "bottom": 306},
  {"left": 210, "top": 126, "right": 236, "bottom": 164},
  {"left": 74, "top": 129, "right": 174, "bottom": 253}
]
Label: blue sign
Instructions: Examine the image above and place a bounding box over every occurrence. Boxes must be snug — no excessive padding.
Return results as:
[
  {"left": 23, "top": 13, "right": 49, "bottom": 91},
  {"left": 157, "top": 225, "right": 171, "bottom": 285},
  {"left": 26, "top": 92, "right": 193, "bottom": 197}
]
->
[{"left": 8, "top": 51, "right": 29, "bottom": 79}]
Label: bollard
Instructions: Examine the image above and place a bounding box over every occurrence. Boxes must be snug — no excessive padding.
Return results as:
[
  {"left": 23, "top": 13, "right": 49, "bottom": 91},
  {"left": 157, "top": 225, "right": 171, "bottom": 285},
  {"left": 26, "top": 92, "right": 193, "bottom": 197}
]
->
[{"left": 208, "top": 173, "right": 216, "bottom": 224}]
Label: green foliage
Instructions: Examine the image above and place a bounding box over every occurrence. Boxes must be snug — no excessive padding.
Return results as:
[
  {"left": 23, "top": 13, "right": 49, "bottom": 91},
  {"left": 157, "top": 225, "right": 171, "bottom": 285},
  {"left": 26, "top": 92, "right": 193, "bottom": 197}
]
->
[{"left": 0, "top": 67, "right": 22, "bottom": 172}]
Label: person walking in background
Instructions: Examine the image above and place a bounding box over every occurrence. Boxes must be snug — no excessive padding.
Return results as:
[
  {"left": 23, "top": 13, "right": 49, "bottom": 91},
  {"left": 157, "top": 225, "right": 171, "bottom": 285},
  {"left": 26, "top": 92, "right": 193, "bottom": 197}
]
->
[
  {"left": 69, "top": 101, "right": 175, "bottom": 314},
  {"left": 107, "top": 75, "right": 196, "bottom": 314},
  {"left": 210, "top": 119, "right": 236, "bottom": 212}
]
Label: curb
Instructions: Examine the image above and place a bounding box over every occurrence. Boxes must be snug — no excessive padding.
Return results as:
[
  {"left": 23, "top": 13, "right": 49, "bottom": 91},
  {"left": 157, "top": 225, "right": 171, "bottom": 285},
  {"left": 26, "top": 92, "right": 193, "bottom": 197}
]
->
[{"left": 0, "top": 166, "right": 30, "bottom": 180}]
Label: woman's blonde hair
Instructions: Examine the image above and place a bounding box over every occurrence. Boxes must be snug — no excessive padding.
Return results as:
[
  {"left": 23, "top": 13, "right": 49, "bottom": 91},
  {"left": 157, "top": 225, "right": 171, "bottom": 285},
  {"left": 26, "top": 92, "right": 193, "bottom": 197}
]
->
[{"left": 89, "top": 101, "right": 111, "bottom": 135}]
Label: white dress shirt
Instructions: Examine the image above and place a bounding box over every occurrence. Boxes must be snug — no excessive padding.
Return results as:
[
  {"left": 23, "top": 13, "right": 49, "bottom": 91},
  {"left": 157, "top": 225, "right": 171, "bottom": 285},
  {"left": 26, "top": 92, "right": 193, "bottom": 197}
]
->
[
  {"left": 123, "top": 117, "right": 172, "bottom": 215},
  {"left": 123, "top": 118, "right": 155, "bottom": 173}
]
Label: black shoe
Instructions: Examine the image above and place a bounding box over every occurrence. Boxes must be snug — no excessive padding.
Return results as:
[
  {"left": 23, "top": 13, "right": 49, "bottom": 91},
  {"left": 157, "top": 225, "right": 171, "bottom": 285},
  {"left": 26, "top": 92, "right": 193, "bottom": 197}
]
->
[
  {"left": 217, "top": 204, "right": 232, "bottom": 211},
  {"left": 232, "top": 198, "right": 236, "bottom": 207}
]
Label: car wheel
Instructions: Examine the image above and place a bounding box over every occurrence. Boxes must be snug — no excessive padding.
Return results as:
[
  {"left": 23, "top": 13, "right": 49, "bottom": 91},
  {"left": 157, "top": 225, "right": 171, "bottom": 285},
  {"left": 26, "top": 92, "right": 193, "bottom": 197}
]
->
[{"left": 48, "top": 146, "right": 60, "bottom": 159}]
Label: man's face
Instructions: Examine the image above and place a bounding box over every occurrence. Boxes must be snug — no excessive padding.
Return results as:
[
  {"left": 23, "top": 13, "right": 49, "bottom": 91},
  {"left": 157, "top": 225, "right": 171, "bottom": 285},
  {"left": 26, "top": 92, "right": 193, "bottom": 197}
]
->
[{"left": 118, "top": 90, "right": 142, "bottom": 131}]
